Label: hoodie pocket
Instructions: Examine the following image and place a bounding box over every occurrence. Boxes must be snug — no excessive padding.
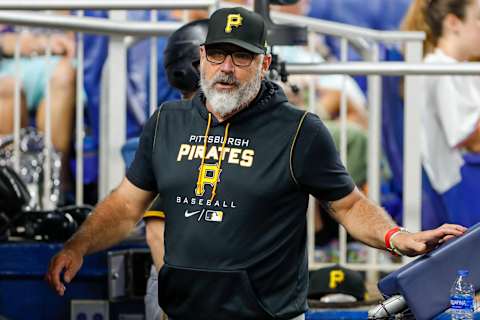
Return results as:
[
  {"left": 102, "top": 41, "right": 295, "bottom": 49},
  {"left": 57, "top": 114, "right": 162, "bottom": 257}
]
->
[{"left": 158, "top": 264, "right": 274, "bottom": 320}]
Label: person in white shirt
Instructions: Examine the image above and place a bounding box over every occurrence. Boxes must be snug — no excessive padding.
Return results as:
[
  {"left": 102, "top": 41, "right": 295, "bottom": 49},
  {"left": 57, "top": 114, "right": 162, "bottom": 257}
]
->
[
  {"left": 402, "top": 0, "right": 480, "bottom": 195},
  {"left": 402, "top": 0, "right": 480, "bottom": 229}
]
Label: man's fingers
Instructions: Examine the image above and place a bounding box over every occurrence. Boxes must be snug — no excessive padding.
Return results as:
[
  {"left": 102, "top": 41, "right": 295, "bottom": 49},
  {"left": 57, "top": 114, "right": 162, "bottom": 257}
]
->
[
  {"left": 441, "top": 224, "right": 467, "bottom": 232},
  {"left": 439, "top": 223, "right": 467, "bottom": 233},
  {"left": 64, "top": 272, "right": 71, "bottom": 284},
  {"left": 441, "top": 235, "right": 455, "bottom": 242},
  {"left": 46, "top": 249, "right": 84, "bottom": 296},
  {"left": 64, "top": 259, "right": 81, "bottom": 283},
  {"left": 53, "top": 282, "right": 66, "bottom": 296},
  {"left": 395, "top": 224, "right": 466, "bottom": 257},
  {"left": 435, "top": 224, "right": 466, "bottom": 238},
  {"left": 47, "top": 254, "right": 74, "bottom": 295},
  {"left": 49, "top": 256, "right": 66, "bottom": 289},
  {"left": 415, "top": 224, "right": 465, "bottom": 243}
]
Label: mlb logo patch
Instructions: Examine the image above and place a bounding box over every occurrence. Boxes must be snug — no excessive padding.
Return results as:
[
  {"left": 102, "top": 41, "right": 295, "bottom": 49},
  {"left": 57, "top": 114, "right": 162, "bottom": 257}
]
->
[{"left": 205, "top": 210, "right": 223, "bottom": 222}]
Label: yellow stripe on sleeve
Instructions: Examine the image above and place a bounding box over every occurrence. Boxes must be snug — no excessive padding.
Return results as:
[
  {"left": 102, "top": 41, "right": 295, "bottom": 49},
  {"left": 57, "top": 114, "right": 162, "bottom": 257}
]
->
[{"left": 143, "top": 210, "right": 166, "bottom": 219}]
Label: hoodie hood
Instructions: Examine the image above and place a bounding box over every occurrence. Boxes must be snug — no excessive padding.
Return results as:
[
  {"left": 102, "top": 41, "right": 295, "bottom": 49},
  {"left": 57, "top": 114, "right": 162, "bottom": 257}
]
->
[{"left": 192, "top": 80, "right": 289, "bottom": 127}]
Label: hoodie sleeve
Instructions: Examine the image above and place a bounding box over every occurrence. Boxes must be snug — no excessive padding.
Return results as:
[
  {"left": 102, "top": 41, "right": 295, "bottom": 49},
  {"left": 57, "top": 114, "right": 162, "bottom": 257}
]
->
[
  {"left": 126, "top": 110, "right": 159, "bottom": 191},
  {"left": 292, "top": 112, "right": 355, "bottom": 201}
]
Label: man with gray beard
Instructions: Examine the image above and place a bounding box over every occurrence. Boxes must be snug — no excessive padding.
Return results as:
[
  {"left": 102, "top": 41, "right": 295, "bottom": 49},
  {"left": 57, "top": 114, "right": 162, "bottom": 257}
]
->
[
  {"left": 47, "top": 6, "right": 466, "bottom": 320},
  {"left": 200, "top": 52, "right": 264, "bottom": 118}
]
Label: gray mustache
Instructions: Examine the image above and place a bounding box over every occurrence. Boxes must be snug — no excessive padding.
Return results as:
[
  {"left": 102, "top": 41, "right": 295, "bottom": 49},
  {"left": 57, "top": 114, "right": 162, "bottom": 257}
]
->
[{"left": 213, "top": 73, "right": 240, "bottom": 86}]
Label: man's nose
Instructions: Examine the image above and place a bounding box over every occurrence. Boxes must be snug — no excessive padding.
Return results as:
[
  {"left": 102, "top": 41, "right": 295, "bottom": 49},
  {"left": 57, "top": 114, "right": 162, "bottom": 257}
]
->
[{"left": 220, "top": 55, "right": 235, "bottom": 73}]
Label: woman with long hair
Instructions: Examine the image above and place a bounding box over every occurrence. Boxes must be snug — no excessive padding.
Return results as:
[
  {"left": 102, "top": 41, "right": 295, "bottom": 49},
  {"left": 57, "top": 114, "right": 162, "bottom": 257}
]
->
[{"left": 402, "top": 0, "right": 480, "bottom": 226}]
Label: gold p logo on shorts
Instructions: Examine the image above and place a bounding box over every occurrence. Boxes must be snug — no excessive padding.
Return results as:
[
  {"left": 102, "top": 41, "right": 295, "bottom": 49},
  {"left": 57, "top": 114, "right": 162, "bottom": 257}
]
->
[{"left": 225, "top": 14, "right": 243, "bottom": 33}]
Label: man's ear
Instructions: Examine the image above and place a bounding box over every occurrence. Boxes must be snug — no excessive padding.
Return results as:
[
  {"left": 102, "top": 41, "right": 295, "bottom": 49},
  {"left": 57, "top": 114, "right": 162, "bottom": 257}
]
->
[
  {"left": 262, "top": 54, "right": 272, "bottom": 73},
  {"left": 199, "top": 46, "right": 207, "bottom": 67}
]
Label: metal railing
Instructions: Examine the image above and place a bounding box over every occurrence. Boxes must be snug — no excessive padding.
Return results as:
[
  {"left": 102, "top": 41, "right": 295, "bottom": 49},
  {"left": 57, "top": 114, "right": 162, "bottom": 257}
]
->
[
  {"left": 0, "top": 11, "right": 184, "bottom": 36},
  {"left": 287, "top": 62, "right": 480, "bottom": 75},
  {"left": 0, "top": 2, "right": 215, "bottom": 204},
  {"left": 271, "top": 11, "right": 425, "bottom": 43},
  {"left": 0, "top": 1, "right": 471, "bottom": 274},
  {"left": 0, "top": 0, "right": 217, "bottom": 10}
]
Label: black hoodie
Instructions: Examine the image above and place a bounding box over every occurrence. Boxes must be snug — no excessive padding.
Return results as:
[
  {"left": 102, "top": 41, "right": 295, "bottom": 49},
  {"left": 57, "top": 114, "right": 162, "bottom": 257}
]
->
[{"left": 127, "top": 81, "right": 354, "bottom": 320}]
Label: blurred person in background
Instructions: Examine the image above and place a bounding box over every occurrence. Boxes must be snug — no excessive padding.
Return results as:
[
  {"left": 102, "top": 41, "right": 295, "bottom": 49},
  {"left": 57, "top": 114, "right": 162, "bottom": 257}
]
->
[
  {"left": 0, "top": 18, "right": 77, "bottom": 194},
  {"left": 269, "top": 0, "right": 374, "bottom": 189},
  {"left": 402, "top": 0, "right": 480, "bottom": 196},
  {"left": 270, "top": 0, "right": 368, "bottom": 129},
  {"left": 402, "top": 0, "right": 480, "bottom": 228}
]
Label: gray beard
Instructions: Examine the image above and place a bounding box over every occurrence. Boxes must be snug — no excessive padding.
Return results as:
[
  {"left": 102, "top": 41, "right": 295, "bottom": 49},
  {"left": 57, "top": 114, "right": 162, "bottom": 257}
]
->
[{"left": 200, "top": 63, "right": 263, "bottom": 118}]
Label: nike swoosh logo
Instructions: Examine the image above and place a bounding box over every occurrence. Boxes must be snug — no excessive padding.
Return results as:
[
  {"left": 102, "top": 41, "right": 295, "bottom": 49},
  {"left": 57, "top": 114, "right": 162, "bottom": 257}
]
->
[{"left": 185, "top": 210, "right": 201, "bottom": 218}]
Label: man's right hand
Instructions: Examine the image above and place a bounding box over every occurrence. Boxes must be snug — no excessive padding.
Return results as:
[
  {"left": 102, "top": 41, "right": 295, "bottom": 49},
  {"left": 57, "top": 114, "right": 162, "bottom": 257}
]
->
[{"left": 45, "top": 248, "right": 83, "bottom": 296}]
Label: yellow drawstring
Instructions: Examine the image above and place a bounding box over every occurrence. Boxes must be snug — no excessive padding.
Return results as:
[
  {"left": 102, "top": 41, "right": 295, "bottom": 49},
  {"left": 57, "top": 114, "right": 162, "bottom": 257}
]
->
[
  {"left": 210, "top": 122, "right": 230, "bottom": 201},
  {"left": 196, "top": 113, "right": 212, "bottom": 193}
]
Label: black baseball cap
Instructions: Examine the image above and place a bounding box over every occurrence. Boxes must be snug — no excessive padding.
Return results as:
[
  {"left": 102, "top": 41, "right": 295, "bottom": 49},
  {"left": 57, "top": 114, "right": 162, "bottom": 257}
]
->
[
  {"left": 203, "top": 7, "right": 267, "bottom": 54},
  {"left": 308, "top": 265, "right": 367, "bottom": 301}
]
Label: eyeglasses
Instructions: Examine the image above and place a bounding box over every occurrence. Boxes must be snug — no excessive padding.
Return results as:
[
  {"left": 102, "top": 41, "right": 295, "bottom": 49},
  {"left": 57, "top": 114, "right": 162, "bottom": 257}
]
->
[{"left": 205, "top": 47, "right": 256, "bottom": 67}]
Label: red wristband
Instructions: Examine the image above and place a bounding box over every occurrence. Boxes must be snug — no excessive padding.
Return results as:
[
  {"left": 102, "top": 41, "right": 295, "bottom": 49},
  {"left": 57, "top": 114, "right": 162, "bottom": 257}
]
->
[
  {"left": 384, "top": 226, "right": 401, "bottom": 251},
  {"left": 385, "top": 226, "right": 408, "bottom": 256}
]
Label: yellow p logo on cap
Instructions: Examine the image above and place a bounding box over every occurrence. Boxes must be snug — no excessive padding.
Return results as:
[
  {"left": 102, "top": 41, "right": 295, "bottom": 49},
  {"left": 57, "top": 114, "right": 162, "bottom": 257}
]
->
[
  {"left": 329, "top": 270, "right": 345, "bottom": 289},
  {"left": 225, "top": 14, "right": 243, "bottom": 33}
]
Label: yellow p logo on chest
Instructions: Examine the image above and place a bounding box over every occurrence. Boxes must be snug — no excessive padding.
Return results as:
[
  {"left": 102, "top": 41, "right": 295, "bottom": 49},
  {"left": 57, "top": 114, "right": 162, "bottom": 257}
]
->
[
  {"left": 225, "top": 14, "right": 243, "bottom": 33},
  {"left": 196, "top": 163, "right": 222, "bottom": 196}
]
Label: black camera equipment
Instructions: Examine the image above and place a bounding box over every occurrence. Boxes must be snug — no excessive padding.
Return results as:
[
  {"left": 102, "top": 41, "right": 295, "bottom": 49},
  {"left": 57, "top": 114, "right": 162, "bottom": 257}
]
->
[
  {"left": 0, "top": 164, "right": 92, "bottom": 241},
  {"left": 254, "top": 0, "right": 305, "bottom": 94},
  {"left": 255, "top": 0, "right": 307, "bottom": 47},
  {"left": 0, "top": 165, "right": 32, "bottom": 240},
  {"left": 12, "top": 205, "right": 93, "bottom": 242}
]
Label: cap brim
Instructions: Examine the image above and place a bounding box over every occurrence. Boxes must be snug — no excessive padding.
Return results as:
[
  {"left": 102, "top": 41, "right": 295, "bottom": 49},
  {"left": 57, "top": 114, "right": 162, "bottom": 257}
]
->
[{"left": 203, "top": 38, "right": 265, "bottom": 54}]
